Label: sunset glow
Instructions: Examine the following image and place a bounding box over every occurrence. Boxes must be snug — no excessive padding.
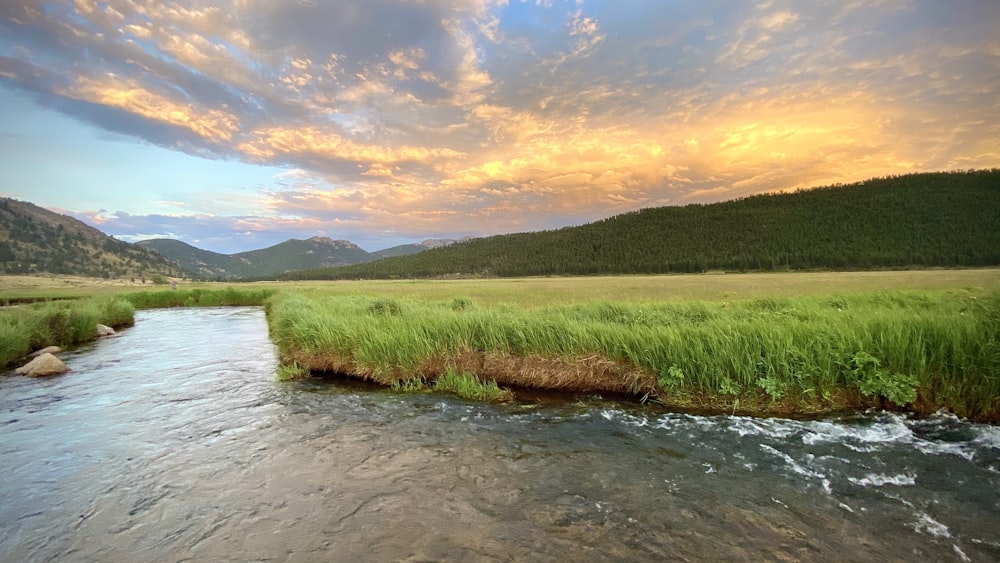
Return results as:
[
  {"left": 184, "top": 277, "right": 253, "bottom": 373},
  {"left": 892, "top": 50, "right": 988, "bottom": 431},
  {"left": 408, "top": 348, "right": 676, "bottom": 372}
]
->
[{"left": 1, "top": 0, "right": 998, "bottom": 253}]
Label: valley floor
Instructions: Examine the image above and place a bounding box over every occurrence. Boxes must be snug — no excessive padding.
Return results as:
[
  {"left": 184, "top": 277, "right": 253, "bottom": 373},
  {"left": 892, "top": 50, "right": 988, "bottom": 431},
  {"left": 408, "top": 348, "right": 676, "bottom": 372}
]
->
[
  {"left": 4, "top": 268, "right": 999, "bottom": 303},
  {"left": 4, "top": 269, "right": 999, "bottom": 421}
]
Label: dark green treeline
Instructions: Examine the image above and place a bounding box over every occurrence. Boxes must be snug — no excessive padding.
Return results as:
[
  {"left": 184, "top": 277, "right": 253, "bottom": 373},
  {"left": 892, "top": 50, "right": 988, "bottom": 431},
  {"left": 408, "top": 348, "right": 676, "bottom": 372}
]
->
[{"left": 282, "top": 170, "right": 1000, "bottom": 280}]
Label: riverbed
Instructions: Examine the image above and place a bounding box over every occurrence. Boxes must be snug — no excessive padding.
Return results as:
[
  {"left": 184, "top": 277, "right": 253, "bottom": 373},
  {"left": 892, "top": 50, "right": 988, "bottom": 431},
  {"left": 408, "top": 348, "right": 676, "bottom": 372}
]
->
[{"left": 1, "top": 307, "right": 998, "bottom": 561}]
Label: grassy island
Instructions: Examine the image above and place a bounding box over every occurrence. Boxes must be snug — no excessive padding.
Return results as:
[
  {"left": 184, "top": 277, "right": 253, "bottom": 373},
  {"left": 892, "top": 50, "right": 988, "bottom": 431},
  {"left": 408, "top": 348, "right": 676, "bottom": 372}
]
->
[{"left": 266, "top": 285, "right": 1000, "bottom": 421}]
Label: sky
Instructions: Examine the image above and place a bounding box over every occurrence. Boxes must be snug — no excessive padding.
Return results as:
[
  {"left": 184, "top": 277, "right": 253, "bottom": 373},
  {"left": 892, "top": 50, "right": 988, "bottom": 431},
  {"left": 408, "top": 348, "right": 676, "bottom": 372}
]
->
[{"left": 1, "top": 1, "right": 998, "bottom": 254}]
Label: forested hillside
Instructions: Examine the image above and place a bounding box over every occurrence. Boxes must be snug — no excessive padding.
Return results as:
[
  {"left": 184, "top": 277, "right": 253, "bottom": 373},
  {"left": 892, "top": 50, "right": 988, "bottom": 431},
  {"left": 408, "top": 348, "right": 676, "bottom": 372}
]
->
[
  {"left": 282, "top": 170, "right": 1000, "bottom": 280},
  {"left": 0, "top": 198, "right": 184, "bottom": 279},
  {"left": 140, "top": 236, "right": 375, "bottom": 280}
]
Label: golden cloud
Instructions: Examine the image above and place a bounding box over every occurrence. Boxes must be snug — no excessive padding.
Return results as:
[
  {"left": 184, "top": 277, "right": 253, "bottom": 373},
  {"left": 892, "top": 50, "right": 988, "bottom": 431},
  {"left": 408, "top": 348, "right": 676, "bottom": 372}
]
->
[
  {"left": 238, "top": 126, "right": 465, "bottom": 167},
  {"left": 60, "top": 76, "right": 241, "bottom": 141}
]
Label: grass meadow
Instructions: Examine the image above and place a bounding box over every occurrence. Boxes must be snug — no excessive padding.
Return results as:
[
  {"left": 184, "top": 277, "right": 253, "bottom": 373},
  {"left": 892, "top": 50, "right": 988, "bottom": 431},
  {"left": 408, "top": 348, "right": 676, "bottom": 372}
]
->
[
  {"left": 266, "top": 285, "right": 1000, "bottom": 420},
  {"left": 3, "top": 270, "right": 999, "bottom": 420}
]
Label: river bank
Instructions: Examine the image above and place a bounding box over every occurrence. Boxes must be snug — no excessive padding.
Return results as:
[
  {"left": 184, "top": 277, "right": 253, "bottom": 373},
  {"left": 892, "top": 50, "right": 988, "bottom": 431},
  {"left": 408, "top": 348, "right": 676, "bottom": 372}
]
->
[
  {"left": 0, "top": 296, "right": 135, "bottom": 367},
  {"left": 267, "top": 287, "right": 1000, "bottom": 422},
  {"left": 3, "top": 272, "right": 999, "bottom": 421}
]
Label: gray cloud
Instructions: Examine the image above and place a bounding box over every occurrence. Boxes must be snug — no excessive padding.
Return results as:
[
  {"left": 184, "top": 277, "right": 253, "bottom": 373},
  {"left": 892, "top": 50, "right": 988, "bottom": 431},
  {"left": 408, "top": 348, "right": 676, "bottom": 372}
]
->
[{"left": 4, "top": 0, "right": 999, "bottom": 252}]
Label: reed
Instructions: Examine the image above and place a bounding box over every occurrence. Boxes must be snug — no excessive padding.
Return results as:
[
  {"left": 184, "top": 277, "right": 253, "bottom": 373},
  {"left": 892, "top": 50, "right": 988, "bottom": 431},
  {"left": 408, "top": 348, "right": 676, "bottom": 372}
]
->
[
  {"left": 432, "top": 369, "right": 514, "bottom": 402},
  {"left": 123, "top": 287, "right": 275, "bottom": 309},
  {"left": 0, "top": 295, "right": 135, "bottom": 367},
  {"left": 267, "top": 288, "right": 1000, "bottom": 420}
]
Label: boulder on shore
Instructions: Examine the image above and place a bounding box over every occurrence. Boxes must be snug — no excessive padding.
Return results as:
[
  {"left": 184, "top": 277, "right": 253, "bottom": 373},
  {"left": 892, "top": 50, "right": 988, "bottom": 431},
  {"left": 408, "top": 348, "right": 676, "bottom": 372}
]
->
[
  {"left": 29, "top": 345, "right": 63, "bottom": 358},
  {"left": 96, "top": 324, "right": 115, "bottom": 337},
  {"left": 14, "top": 353, "right": 69, "bottom": 377}
]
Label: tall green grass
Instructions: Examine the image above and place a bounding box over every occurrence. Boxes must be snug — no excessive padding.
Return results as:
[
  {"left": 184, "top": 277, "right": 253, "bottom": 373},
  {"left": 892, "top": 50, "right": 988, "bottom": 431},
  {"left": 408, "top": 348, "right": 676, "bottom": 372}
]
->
[
  {"left": 0, "top": 296, "right": 135, "bottom": 367},
  {"left": 267, "top": 289, "right": 1000, "bottom": 420},
  {"left": 432, "top": 369, "right": 514, "bottom": 402},
  {"left": 124, "top": 287, "right": 275, "bottom": 309}
]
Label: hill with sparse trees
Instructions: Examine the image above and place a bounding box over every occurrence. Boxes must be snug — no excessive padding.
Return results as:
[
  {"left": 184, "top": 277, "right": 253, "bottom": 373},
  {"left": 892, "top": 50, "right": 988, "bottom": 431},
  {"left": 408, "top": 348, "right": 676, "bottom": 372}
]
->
[{"left": 0, "top": 198, "right": 184, "bottom": 280}]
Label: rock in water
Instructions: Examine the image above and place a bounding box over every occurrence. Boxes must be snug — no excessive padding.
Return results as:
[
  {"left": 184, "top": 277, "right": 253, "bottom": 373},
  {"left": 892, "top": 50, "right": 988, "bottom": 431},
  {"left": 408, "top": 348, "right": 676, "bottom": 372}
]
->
[
  {"left": 29, "top": 345, "right": 63, "bottom": 358},
  {"left": 14, "top": 353, "right": 69, "bottom": 377},
  {"left": 96, "top": 324, "right": 115, "bottom": 337}
]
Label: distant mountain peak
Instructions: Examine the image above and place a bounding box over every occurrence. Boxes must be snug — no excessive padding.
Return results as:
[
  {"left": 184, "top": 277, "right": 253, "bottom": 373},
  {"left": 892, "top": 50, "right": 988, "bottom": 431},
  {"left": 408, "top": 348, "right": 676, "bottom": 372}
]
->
[
  {"left": 420, "top": 237, "right": 474, "bottom": 249},
  {"left": 308, "top": 236, "right": 360, "bottom": 249}
]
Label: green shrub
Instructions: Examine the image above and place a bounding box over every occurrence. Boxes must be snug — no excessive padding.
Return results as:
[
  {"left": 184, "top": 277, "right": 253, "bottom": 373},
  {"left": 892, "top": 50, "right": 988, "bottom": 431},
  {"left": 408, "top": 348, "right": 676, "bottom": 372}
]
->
[
  {"left": 851, "top": 351, "right": 918, "bottom": 405},
  {"left": 658, "top": 365, "right": 684, "bottom": 391}
]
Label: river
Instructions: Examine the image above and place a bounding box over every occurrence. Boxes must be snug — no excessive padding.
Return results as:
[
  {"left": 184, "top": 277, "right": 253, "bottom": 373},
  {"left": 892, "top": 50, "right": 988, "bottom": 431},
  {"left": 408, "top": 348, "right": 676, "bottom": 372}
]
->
[{"left": 1, "top": 307, "right": 998, "bottom": 561}]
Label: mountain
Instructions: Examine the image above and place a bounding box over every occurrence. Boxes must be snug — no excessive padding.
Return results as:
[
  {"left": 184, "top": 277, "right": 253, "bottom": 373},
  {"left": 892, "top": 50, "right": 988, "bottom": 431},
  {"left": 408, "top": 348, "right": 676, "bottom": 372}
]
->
[
  {"left": 280, "top": 170, "right": 1000, "bottom": 280},
  {"left": 139, "top": 236, "right": 376, "bottom": 279},
  {"left": 135, "top": 239, "right": 234, "bottom": 279},
  {"left": 0, "top": 198, "right": 184, "bottom": 279},
  {"left": 370, "top": 238, "right": 473, "bottom": 259},
  {"left": 371, "top": 243, "right": 426, "bottom": 260}
]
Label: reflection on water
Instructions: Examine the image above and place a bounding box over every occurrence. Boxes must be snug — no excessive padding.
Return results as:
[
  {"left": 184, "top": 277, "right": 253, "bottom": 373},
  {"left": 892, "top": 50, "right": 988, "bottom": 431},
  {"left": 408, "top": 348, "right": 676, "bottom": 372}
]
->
[{"left": 1, "top": 307, "right": 998, "bottom": 561}]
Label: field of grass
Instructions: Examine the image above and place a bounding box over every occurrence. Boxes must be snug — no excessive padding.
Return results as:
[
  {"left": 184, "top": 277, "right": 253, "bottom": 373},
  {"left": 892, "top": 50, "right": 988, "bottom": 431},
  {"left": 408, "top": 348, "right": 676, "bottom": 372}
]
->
[
  {"left": 267, "top": 283, "right": 1000, "bottom": 420},
  {"left": 267, "top": 269, "right": 1000, "bottom": 307},
  {"left": 5, "top": 269, "right": 998, "bottom": 304},
  {"left": 4, "top": 270, "right": 1000, "bottom": 420}
]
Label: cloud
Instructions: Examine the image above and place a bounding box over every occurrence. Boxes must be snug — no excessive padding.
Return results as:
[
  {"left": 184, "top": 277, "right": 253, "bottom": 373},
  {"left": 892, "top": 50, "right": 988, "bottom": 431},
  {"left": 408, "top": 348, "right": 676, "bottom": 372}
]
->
[{"left": 2, "top": 0, "right": 999, "bottom": 252}]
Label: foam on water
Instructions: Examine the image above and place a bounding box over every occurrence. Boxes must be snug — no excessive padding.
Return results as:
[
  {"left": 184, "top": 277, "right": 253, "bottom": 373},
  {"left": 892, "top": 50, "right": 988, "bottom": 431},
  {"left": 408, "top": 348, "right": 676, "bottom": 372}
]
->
[
  {"left": 759, "top": 444, "right": 833, "bottom": 495},
  {"left": 912, "top": 512, "right": 951, "bottom": 538},
  {"left": 847, "top": 472, "right": 916, "bottom": 487}
]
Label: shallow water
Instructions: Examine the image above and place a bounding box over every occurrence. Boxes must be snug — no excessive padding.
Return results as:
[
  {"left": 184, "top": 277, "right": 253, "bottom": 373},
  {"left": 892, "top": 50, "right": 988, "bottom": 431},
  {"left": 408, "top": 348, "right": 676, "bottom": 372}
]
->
[{"left": 1, "top": 307, "right": 998, "bottom": 561}]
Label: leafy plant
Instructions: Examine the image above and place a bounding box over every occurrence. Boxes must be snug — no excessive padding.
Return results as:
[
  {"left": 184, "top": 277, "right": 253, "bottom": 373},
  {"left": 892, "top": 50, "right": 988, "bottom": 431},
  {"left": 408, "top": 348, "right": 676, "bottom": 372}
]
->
[
  {"left": 850, "top": 351, "right": 918, "bottom": 405},
  {"left": 757, "top": 375, "right": 787, "bottom": 401},
  {"left": 719, "top": 376, "right": 741, "bottom": 396},
  {"left": 658, "top": 364, "right": 685, "bottom": 391}
]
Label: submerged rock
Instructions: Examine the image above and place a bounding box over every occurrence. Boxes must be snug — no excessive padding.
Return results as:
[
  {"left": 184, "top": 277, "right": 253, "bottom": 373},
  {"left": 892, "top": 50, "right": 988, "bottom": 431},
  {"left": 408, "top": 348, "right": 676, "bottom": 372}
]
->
[
  {"left": 29, "top": 345, "right": 63, "bottom": 358},
  {"left": 96, "top": 324, "right": 115, "bottom": 337},
  {"left": 14, "top": 353, "right": 69, "bottom": 377}
]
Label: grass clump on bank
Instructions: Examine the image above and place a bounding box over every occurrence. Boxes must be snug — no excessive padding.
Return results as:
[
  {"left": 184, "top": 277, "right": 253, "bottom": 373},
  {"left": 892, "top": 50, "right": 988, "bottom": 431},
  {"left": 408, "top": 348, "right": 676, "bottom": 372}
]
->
[
  {"left": 276, "top": 362, "right": 310, "bottom": 382},
  {"left": 384, "top": 371, "right": 514, "bottom": 402},
  {"left": 267, "top": 288, "right": 1000, "bottom": 421},
  {"left": 432, "top": 369, "right": 514, "bottom": 402},
  {"left": 124, "top": 287, "right": 275, "bottom": 309},
  {"left": 0, "top": 296, "right": 135, "bottom": 368}
]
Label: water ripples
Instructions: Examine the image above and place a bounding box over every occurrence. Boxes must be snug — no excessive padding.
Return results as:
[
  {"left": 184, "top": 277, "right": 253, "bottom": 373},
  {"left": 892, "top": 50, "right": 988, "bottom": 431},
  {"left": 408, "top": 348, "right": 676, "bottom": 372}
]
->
[{"left": 1, "top": 307, "right": 997, "bottom": 561}]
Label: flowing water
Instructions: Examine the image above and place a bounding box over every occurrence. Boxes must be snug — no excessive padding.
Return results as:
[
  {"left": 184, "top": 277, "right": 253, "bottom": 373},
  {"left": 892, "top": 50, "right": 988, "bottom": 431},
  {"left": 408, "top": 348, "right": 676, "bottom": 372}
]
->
[{"left": 1, "top": 307, "right": 998, "bottom": 562}]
